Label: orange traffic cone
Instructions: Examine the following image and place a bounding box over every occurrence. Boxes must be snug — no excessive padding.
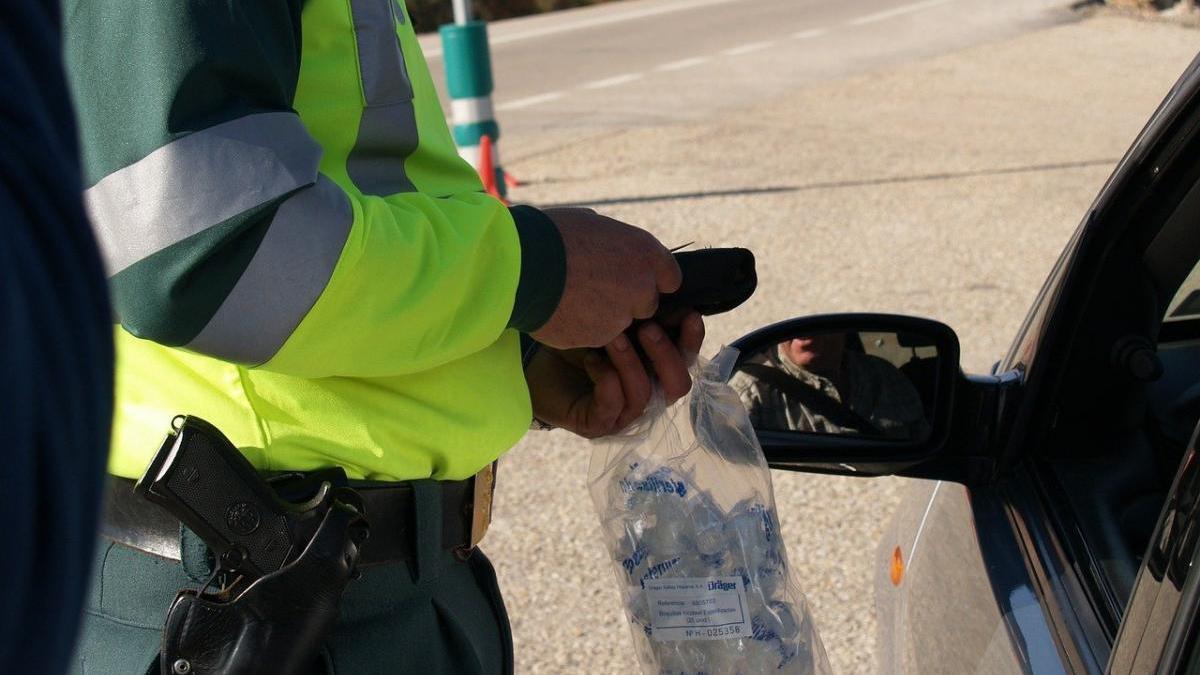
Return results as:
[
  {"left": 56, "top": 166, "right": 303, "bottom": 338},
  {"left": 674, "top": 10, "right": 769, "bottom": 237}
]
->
[{"left": 478, "top": 135, "right": 506, "bottom": 203}]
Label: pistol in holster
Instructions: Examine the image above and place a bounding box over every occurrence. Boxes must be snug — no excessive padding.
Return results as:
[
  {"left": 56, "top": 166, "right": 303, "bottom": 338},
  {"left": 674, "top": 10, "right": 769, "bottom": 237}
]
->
[{"left": 135, "top": 415, "right": 370, "bottom": 675}]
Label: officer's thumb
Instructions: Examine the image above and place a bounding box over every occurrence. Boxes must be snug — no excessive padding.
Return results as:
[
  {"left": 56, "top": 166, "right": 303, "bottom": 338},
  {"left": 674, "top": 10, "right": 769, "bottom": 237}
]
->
[{"left": 655, "top": 250, "right": 683, "bottom": 294}]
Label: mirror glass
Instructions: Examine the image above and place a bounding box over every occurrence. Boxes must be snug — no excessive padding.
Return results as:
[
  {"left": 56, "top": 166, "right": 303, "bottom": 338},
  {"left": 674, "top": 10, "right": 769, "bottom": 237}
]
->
[{"left": 729, "top": 330, "right": 940, "bottom": 442}]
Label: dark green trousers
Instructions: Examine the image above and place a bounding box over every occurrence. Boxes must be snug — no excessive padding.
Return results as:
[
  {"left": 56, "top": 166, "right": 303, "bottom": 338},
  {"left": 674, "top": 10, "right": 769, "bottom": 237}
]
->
[{"left": 73, "top": 481, "right": 513, "bottom": 674}]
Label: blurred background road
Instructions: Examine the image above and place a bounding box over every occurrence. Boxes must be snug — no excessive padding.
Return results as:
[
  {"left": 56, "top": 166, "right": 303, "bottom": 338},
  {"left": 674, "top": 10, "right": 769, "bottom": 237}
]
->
[
  {"left": 420, "top": 0, "right": 1071, "bottom": 156},
  {"left": 420, "top": 1, "right": 1200, "bottom": 672}
]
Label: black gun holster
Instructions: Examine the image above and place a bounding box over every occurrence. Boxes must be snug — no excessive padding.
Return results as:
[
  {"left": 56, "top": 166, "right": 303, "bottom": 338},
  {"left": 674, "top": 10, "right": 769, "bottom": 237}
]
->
[
  {"left": 160, "top": 499, "right": 364, "bottom": 675},
  {"left": 134, "top": 416, "right": 370, "bottom": 675}
]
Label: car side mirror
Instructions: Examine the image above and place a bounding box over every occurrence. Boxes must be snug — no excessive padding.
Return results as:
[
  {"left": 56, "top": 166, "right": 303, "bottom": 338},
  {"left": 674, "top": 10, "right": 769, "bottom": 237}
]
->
[{"left": 728, "top": 313, "right": 962, "bottom": 477}]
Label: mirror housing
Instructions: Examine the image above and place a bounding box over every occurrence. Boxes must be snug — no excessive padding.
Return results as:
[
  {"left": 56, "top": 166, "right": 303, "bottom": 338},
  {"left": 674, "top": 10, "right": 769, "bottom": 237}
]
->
[{"left": 729, "top": 313, "right": 970, "bottom": 479}]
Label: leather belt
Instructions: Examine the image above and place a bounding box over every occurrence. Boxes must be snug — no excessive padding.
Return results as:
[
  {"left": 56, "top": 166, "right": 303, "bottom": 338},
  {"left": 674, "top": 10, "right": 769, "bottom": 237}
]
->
[{"left": 102, "top": 463, "right": 497, "bottom": 567}]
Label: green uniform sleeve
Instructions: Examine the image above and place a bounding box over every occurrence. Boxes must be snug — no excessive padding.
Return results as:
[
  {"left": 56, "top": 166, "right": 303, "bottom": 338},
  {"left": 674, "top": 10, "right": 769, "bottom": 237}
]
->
[{"left": 64, "top": 0, "right": 565, "bottom": 378}]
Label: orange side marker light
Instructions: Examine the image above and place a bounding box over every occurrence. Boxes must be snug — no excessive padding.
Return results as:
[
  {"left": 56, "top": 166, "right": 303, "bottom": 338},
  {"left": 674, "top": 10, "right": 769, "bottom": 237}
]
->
[{"left": 890, "top": 546, "right": 905, "bottom": 587}]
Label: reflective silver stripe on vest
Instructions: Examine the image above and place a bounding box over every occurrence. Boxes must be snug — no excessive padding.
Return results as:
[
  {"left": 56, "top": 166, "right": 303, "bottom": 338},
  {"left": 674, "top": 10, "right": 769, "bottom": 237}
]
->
[
  {"left": 186, "top": 176, "right": 352, "bottom": 365},
  {"left": 84, "top": 112, "right": 322, "bottom": 277},
  {"left": 347, "top": 0, "right": 418, "bottom": 196}
]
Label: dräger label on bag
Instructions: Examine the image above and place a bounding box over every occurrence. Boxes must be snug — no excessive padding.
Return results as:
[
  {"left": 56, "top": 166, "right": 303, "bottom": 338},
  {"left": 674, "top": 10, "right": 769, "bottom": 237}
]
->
[{"left": 644, "top": 576, "right": 752, "bottom": 641}]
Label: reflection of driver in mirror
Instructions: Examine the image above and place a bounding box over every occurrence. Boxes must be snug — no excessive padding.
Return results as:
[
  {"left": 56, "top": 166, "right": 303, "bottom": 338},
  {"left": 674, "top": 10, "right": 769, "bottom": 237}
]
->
[{"left": 730, "top": 333, "right": 930, "bottom": 439}]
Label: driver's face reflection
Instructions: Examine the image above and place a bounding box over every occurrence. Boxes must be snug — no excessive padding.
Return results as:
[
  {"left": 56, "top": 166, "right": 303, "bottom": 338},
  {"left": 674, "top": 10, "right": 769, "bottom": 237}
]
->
[{"left": 781, "top": 333, "right": 846, "bottom": 376}]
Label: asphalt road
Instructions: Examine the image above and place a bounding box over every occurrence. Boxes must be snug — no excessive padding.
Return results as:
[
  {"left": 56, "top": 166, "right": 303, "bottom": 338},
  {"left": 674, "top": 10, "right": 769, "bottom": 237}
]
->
[
  {"left": 411, "top": 3, "right": 1200, "bottom": 673},
  {"left": 419, "top": 0, "right": 1072, "bottom": 157}
]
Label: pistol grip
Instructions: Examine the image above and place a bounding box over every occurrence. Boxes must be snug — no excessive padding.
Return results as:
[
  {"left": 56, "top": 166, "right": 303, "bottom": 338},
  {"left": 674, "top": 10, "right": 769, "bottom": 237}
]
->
[{"left": 136, "top": 417, "right": 296, "bottom": 578}]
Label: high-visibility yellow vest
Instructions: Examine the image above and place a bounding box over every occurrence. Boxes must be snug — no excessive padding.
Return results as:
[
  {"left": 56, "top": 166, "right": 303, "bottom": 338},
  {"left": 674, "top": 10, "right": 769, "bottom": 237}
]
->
[{"left": 63, "top": 0, "right": 565, "bottom": 480}]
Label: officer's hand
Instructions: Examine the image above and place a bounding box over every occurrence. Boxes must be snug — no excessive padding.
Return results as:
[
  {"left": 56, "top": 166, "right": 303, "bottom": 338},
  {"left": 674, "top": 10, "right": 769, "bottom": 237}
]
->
[
  {"left": 526, "top": 313, "right": 705, "bottom": 438},
  {"left": 531, "top": 207, "right": 683, "bottom": 349}
]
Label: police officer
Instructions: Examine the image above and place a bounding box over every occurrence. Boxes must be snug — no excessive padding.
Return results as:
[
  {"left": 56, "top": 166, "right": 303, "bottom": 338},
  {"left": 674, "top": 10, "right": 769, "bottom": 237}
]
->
[{"left": 63, "top": 1, "right": 703, "bottom": 672}]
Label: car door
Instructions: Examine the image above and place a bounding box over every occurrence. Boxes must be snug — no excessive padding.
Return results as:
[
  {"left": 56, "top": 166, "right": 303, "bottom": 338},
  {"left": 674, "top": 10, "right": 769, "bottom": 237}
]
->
[{"left": 985, "top": 48, "right": 1200, "bottom": 674}]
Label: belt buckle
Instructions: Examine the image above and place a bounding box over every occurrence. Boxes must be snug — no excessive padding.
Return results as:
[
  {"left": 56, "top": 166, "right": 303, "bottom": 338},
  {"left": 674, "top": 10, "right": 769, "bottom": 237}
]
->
[{"left": 458, "top": 462, "right": 497, "bottom": 559}]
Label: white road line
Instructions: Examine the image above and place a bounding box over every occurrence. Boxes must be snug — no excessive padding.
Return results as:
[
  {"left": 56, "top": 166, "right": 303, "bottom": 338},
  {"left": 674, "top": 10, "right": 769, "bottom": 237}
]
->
[
  {"left": 479, "top": 0, "right": 954, "bottom": 115},
  {"left": 793, "top": 27, "right": 830, "bottom": 39},
  {"left": 722, "top": 41, "right": 774, "bottom": 57},
  {"left": 849, "top": 0, "right": 955, "bottom": 26},
  {"left": 496, "top": 91, "right": 565, "bottom": 111},
  {"left": 581, "top": 73, "right": 644, "bottom": 90},
  {"left": 423, "top": 0, "right": 748, "bottom": 58},
  {"left": 655, "top": 56, "right": 711, "bottom": 72}
]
